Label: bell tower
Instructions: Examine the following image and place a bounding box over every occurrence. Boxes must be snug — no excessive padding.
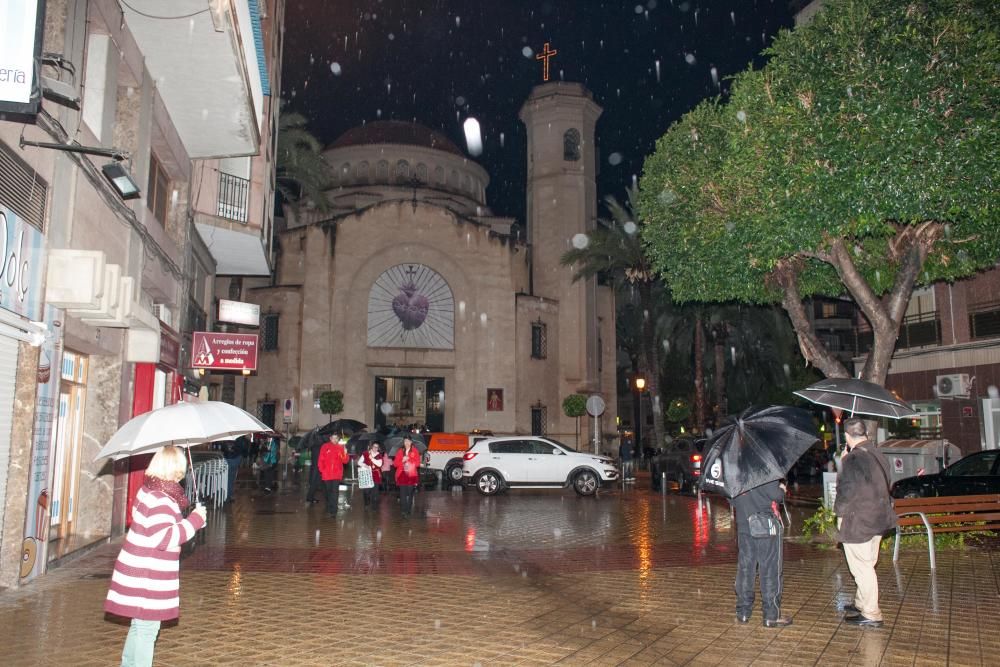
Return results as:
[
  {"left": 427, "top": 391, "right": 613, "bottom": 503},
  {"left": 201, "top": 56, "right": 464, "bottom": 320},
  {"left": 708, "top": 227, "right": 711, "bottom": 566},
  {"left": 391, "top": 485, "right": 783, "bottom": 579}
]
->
[{"left": 519, "top": 82, "right": 606, "bottom": 410}]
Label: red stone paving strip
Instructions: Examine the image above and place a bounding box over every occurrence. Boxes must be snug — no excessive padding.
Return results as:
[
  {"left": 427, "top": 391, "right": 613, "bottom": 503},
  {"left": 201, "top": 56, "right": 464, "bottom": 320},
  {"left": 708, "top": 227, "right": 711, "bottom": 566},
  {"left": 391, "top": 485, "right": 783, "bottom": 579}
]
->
[{"left": 182, "top": 539, "right": 826, "bottom": 576}]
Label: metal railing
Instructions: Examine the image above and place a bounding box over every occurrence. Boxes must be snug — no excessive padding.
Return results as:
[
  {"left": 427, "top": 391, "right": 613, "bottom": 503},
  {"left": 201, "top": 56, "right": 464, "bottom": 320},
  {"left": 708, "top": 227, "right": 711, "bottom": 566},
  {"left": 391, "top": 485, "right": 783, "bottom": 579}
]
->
[{"left": 217, "top": 171, "right": 249, "bottom": 223}]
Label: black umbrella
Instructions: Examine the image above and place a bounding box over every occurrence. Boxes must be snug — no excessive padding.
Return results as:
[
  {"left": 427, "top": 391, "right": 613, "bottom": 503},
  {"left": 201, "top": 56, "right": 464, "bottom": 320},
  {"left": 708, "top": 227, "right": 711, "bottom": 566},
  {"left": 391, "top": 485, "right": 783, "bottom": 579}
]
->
[
  {"left": 793, "top": 378, "right": 918, "bottom": 419},
  {"left": 346, "top": 431, "right": 383, "bottom": 456},
  {"left": 385, "top": 432, "right": 428, "bottom": 457},
  {"left": 699, "top": 405, "right": 819, "bottom": 499},
  {"left": 298, "top": 427, "right": 324, "bottom": 453},
  {"left": 317, "top": 418, "right": 368, "bottom": 437}
]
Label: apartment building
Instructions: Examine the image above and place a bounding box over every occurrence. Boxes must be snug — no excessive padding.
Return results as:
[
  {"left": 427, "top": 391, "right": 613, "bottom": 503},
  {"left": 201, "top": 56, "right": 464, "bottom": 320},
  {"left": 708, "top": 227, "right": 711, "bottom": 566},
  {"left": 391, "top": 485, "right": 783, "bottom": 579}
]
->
[{"left": 0, "top": 0, "right": 283, "bottom": 588}]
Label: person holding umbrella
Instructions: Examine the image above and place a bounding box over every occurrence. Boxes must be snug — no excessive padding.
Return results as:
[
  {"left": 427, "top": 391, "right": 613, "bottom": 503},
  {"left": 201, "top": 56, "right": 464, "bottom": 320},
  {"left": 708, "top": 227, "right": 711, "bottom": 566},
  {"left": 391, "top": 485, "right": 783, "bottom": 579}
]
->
[
  {"left": 394, "top": 435, "right": 422, "bottom": 518},
  {"left": 699, "top": 405, "right": 818, "bottom": 629},
  {"left": 835, "top": 418, "right": 897, "bottom": 628},
  {"left": 317, "top": 432, "right": 349, "bottom": 517},
  {"left": 105, "top": 446, "right": 207, "bottom": 667}
]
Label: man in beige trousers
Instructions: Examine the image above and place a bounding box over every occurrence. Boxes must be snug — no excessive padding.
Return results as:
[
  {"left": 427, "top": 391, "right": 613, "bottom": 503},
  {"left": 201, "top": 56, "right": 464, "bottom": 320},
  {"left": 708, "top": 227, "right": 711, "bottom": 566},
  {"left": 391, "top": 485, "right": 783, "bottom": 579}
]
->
[{"left": 834, "top": 418, "right": 898, "bottom": 628}]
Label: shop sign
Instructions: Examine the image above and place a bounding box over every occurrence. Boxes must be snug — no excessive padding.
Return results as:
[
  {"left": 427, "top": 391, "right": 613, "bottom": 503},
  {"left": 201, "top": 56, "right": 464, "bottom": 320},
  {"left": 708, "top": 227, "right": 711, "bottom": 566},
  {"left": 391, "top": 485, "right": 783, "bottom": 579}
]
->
[
  {"left": 159, "top": 324, "right": 180, "bottom": 369},
  {"left": 0, "top": 206, "right": 45, "bottom": 322},
  {"left": 218, "top": 299, "right": 260, "bottom": 326},
  {"left": 191, "top": 331, "right": 258, "bottom": 371},
  {"left": 0, "top": 0, "right": 45, "bottom": 116}
]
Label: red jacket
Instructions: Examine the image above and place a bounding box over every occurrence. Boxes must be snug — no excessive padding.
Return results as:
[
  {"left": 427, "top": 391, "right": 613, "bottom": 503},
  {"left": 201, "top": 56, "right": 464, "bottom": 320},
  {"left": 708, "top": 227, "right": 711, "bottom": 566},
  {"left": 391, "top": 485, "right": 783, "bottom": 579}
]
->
[
  {"left": 394, "top": 447, "right": 422, "bottom": 486},
  {"left": 317, "top": 442, "right": 348, "bottom": 481}
]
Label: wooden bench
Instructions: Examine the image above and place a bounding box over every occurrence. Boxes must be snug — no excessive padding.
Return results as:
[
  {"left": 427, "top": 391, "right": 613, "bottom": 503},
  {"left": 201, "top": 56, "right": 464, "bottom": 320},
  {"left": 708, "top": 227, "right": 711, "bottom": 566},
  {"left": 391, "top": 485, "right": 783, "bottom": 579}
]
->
[{"left": 892, "top": 494, "right": 1000, "bottom": 569}]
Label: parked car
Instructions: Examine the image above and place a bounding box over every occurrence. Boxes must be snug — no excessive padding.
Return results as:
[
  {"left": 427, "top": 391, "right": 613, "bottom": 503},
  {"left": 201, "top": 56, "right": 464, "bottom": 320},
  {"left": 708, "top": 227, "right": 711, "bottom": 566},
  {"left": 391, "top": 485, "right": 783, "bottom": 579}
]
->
[
  {"left": 890, "top": 450, "right": 1000, "bottom": 498},
  {"left": 651, "top": 438, "right": 707, "bottom": 493},
  {"left": 461, "top": 436, "right": 618, "bottom": 496}
]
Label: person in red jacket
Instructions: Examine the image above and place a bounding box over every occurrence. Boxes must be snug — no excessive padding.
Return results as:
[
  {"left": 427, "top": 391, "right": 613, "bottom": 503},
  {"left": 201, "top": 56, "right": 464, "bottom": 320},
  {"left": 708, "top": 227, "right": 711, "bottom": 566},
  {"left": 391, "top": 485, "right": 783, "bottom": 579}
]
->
[
  {"left": 394, "top": 436, "right": 422, "bottom": 518},
  {"left": 317, "top": 434, "right": 349, "bottom": 517}
]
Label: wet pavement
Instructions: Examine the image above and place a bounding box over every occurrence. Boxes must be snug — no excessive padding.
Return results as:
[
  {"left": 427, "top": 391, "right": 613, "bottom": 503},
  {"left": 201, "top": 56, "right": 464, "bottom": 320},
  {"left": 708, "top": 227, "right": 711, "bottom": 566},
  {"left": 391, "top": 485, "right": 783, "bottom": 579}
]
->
[{"left": 1, "top": 480, "right": 998, "bottom": 666}]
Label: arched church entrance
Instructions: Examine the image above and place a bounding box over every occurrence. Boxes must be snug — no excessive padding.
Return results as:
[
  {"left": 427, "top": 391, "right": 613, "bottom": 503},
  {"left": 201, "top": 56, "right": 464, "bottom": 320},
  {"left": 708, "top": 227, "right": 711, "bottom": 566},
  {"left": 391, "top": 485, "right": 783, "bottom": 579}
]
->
[{"left": 374, "top": 376, "right": 445, "bottom": 432}]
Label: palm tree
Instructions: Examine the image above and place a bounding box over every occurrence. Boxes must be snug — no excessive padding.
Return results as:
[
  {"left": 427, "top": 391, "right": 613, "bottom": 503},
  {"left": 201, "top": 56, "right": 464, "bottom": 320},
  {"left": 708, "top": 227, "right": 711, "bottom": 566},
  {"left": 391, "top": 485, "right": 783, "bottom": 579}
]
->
[
  {"left": 561, "top": 186, "right": 666, "bottom": 451},
  {"left": 276, "top": 104, "right": 331, "bottom": 213}
]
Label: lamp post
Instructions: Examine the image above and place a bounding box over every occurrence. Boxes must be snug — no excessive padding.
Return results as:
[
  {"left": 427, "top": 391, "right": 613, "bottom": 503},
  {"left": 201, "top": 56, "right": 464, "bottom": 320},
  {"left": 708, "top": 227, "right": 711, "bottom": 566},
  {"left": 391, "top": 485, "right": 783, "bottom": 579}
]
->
[{"left": 634, "top": 376, "right": 646, "bottom": 454}]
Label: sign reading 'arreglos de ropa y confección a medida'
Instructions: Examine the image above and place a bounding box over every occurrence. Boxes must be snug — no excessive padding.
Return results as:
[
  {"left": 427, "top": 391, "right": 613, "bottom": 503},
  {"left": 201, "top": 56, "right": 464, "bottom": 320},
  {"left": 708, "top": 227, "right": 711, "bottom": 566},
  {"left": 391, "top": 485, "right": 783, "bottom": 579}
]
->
[{"left": 191, "top": 331, "right": 258, "bottom": 371}]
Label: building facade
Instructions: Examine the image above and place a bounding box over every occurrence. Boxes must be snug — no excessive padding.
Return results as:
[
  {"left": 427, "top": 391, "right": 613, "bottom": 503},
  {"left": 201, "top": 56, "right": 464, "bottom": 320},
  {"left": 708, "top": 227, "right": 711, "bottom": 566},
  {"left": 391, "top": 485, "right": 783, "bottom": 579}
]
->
[
  {"left": 0, "top": 0, "right": 282, "bottom": 588},
  {"left": 232, "top": 83, "right": 618, "bottom": 449}
]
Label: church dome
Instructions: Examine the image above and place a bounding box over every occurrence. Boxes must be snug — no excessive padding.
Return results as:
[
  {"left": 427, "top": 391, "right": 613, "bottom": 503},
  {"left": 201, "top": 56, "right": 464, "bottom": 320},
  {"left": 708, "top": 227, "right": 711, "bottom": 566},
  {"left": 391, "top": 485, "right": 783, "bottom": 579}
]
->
[{"left": 331, "top": 121, "right": 464, "bottom": 157}]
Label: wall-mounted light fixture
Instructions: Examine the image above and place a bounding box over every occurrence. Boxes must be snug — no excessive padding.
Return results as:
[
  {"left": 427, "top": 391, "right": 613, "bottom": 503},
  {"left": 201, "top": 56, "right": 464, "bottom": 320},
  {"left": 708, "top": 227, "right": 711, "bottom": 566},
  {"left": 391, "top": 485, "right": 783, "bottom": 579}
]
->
[
  {"left": 101, "top": 162, "right": 141, "bottom": 200},
  {"left": 18, "top": 137, "right": 140, "bottom": 201}
]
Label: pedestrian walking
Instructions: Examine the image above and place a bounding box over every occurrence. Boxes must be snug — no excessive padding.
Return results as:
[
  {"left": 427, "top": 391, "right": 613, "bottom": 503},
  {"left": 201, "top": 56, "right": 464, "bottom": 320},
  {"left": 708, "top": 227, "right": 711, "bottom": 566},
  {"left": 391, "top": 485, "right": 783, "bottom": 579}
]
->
[
  {"left": 305, "top": 431, "right": 326, "bottom": 504},
  {"left": 380, "top": 447, "right": 394, "bottom": 493},
  {"left": 619, "top": 438, "right": 635, "bottom": 481},
  {"left": 105, "top": 446, "right": 207, "bottom": 667},
  {"left": 358, "top": 443, "right": 383, "bottom": 510},
  {"left": 394, "top": 436, "right": 421, "bottom": 518},
  {"left": 317, "top": 433, "right": 349, "bottom": 517},
  {"left": 259, "top": 435, "right": 280, "bottom": 493},
  {"left": 222, "top": 435, "right": 247, "bottom": 502},
  {"left": 835, "top": 418, "right": 897, "bottom": 628},
  {"left": 730, "top": 479, "right": 791, "bottom": 627}
]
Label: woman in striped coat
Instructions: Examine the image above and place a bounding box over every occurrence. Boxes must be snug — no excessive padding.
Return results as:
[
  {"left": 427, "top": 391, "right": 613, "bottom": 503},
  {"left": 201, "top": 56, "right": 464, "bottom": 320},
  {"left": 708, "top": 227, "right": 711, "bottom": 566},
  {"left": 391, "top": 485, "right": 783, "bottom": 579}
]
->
[{"left": 105, "top": 446, "right": 207, "bottom": 667}]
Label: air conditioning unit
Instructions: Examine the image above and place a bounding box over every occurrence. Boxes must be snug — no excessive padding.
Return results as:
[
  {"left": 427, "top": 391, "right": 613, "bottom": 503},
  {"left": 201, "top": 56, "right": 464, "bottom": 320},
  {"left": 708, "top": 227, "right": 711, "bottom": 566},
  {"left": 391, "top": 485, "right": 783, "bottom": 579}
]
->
[
  {"left": 153, "top": 303, "right": 172, "bottom": 327},
  {"left": 936, "top": 373, "right": 971, "bottom": 398}
]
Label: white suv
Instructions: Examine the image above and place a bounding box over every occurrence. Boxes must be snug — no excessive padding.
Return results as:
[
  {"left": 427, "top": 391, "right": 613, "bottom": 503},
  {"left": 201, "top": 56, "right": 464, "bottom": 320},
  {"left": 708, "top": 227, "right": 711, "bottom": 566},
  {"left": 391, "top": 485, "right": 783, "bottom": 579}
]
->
[{"left": 461, "top": 436, "right": 618, "bottom": 496}]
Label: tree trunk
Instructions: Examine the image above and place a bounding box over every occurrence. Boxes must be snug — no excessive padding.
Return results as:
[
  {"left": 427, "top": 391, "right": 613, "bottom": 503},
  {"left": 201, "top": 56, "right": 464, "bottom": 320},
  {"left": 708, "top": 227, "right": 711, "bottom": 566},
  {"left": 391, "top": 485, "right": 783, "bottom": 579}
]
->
[
  {"left": 693, "top": 313, "right": 707, "bottom": 433},
  {"left": 713, "top": 333, "right": 727, "bottom": 424},
  {"left": 638, "top": 283, "right": 666, "bottom": 451}
]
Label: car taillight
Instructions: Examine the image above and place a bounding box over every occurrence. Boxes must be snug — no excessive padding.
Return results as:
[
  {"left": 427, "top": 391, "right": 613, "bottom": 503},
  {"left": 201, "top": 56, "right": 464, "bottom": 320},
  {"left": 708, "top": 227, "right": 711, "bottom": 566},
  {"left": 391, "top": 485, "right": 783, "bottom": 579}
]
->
[
  {"left": 691, "top": 454, "right": 702, "bottom": 462},
  {"left": 463, "top": 452, "right": 478, "bottom": 461}
]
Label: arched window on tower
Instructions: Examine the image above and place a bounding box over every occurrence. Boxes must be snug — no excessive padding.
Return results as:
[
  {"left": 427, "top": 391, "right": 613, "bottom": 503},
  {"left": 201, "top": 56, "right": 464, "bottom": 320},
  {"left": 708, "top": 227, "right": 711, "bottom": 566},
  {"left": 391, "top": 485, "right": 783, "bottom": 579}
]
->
[
  {"left": 416, "top": 163, "right": 428, "bottom": 183},
  {"left": 376, "top": 160, "right": 389, "bottom": 182},
  {"left": 434, "top": 165, "right": 445, "bottom": 185},
  {"left": 356, "top": 161, "right": 370, "bottom": 184},
  {"left": 395, "top": 160, "right": 410, "bottom": 183},
  {"left": 563, "top": 128, "right": 581, "bottom": 161}
]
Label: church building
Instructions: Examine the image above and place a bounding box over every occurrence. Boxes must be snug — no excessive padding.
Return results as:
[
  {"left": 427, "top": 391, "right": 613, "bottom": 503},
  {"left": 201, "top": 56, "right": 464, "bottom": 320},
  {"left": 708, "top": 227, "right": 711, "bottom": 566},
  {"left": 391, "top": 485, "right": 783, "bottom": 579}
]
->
[{"left": 234, "top": 82, "right": 617, "bottom": 448}]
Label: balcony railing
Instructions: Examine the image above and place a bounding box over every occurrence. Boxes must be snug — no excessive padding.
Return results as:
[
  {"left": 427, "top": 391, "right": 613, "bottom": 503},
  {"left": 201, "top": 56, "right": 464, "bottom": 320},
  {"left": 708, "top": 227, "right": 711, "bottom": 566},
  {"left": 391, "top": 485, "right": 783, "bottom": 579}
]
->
[
  {"left": 217, "top": 171, "right": 249, "bottom": 223},
  {"left": 970, "top": 301, "right": 1000, "bottom": 340}
]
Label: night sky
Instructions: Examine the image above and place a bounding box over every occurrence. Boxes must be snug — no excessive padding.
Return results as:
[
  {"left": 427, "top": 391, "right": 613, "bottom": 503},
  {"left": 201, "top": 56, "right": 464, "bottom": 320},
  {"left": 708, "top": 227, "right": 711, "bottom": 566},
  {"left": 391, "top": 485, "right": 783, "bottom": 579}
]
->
[{"left": 280, "top": 0, "right": 796, "bottom": 222}]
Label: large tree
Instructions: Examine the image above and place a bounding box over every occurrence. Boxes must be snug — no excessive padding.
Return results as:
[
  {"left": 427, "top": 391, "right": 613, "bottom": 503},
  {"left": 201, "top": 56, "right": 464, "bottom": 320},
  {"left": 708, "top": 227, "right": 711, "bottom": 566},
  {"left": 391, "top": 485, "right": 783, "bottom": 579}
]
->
[
  {"left": 639, "top": 0, "right": 999, "bottom": 386},
  {"left": 561, "top": 186, "right": 667, "bottom": 450}
]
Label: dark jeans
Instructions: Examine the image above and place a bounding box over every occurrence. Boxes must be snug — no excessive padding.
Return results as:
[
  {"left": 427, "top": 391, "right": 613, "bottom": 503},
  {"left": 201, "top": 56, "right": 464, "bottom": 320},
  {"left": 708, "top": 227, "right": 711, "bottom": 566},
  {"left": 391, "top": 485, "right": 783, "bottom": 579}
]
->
[
  {"left": 224, "top": 456, "right": 241, "bottom": 498},
  {"left": 399, "top": 484, "right": 416, "bottom": 516},
  {"left": 260, "top": 465, "right": 277, "bottom": 491},
  {"left": 362, "top": 486, "right": 380, "bottom": 508},
  {"left": 735, "top": 522, "right": 784, "bottom": 620},
  {"left": 324, "top": 479, "right": 341, "bottom": 515},
  {"left": 306, "top": 464, "right": 323, "bottom": 501}
]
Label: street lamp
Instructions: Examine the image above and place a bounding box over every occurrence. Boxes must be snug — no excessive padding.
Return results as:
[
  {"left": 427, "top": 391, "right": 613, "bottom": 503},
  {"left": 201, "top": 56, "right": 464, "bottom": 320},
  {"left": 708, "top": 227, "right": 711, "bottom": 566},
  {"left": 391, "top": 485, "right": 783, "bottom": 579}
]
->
[{"left": 633, "top": 376, "right": 646, "bottom": 453}]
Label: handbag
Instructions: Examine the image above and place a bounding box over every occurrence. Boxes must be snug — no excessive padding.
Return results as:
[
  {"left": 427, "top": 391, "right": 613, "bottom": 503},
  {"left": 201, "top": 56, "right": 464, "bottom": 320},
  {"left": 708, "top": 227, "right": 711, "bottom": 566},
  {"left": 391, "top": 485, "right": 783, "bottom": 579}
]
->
[
  {"left": 358, "top": 465, "right": 375, "bottom": 490},
  {"left": 747, "top": 511, "right": 780, "bottom": 538}
]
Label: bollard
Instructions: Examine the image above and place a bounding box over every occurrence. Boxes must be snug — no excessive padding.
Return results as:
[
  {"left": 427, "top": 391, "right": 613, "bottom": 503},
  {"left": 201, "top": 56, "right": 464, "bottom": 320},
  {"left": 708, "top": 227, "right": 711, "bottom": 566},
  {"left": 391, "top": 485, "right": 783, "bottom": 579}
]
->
[
  {"left": 436, "top": 470, "right": 443, "bottom": 491},
  {"left": 661, "top": 472, "right": 666, "bottom": 495}
]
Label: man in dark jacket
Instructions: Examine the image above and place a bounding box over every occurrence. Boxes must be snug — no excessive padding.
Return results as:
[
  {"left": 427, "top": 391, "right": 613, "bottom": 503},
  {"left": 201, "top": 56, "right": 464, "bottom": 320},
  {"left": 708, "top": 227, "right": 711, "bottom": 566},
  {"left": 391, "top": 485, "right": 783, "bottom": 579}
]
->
[
  {"left": 731, "top": 479, "right": 791, "bottom": 627},
  {"left": 305, "top": 430, "right": 325, "bottom": 504},
  {"left": 834, "top": 418, "right": 897, "bottom": 628}
]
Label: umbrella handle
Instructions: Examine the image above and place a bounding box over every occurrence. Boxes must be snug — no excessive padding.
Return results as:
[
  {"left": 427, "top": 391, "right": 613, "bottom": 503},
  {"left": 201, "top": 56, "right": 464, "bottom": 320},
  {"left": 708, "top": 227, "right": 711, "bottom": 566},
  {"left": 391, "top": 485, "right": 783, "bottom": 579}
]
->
[{"left": 186, "top": 448, "right": 200, "bottom": 506}]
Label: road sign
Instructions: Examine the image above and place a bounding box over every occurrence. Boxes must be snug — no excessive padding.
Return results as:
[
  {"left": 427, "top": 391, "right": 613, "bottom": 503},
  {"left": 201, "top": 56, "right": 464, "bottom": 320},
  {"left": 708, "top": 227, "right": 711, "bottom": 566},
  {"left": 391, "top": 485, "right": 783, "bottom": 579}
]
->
[{"left": 586, "top": 395, "right": 606, "bottom": 417}]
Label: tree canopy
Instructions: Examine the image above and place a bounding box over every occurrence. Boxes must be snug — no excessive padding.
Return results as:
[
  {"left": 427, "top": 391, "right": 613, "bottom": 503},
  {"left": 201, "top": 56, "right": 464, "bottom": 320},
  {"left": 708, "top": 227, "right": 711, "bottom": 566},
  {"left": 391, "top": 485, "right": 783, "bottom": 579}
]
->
[{"left": 639, "top": 0, "right": 999, "bottom": 383}]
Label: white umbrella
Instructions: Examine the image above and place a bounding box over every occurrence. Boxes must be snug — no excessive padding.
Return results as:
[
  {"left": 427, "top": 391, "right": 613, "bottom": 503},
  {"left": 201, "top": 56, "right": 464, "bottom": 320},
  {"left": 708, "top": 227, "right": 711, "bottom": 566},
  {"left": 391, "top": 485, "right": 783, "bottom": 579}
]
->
[{"left": 95, "top": 401, "right": 270, "bottom": 461}]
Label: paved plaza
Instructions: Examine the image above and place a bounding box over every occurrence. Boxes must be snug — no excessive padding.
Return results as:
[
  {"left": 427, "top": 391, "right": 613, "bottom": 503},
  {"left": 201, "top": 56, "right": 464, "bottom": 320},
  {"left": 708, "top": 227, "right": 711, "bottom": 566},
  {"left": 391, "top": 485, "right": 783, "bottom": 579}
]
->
[{"left": 1, "top": 480, "right": 997, "bottom": 666}]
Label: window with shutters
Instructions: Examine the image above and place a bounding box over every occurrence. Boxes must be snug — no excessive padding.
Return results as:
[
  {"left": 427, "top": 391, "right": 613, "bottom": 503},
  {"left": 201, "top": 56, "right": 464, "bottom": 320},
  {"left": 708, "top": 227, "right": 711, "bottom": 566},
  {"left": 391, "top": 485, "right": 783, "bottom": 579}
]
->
[
  {"left": 147, "top": 153, "right": 170, "bottom": 226},
  {"left": 261, "top": 313, "right": 279, "bottom": 351}
]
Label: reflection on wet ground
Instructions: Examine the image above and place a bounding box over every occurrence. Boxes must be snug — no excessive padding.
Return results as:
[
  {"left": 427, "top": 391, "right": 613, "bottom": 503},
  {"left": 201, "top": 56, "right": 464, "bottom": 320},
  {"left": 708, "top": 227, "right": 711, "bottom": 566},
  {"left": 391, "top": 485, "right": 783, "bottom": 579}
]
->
[{"left": 1, "top": 484, "right": 998, "bottom": 666}]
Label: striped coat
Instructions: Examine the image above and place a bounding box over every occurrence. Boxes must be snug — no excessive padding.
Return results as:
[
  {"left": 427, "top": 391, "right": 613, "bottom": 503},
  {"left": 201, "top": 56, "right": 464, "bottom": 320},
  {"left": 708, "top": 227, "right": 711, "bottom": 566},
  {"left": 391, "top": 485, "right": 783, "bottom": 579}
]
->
[{"left": 104, "top": 486, "right": 205, "bottom": 621}]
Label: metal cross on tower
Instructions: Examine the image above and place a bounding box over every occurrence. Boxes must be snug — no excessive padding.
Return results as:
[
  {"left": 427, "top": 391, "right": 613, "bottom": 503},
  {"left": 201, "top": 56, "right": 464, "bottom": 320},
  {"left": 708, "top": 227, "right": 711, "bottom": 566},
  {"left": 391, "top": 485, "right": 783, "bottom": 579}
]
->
[{"left": 535, "top": 42, "right": 558, "bottom": 82}]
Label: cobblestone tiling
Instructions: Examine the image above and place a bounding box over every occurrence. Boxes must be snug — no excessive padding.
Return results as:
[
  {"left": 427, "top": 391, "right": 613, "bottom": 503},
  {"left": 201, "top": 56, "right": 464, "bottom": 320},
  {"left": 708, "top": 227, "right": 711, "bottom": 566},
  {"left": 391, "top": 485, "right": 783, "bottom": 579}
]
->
[{"left": 1, "top": 485, "right": 998, "bottom": 666}]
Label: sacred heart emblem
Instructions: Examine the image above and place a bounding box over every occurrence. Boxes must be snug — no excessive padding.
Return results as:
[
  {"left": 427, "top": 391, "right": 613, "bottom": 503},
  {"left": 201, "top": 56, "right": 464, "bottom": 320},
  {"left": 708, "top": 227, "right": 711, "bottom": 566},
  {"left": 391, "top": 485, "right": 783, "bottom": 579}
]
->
[{"left": 392, "top": 277, "right": 429, "bottom": 330}]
